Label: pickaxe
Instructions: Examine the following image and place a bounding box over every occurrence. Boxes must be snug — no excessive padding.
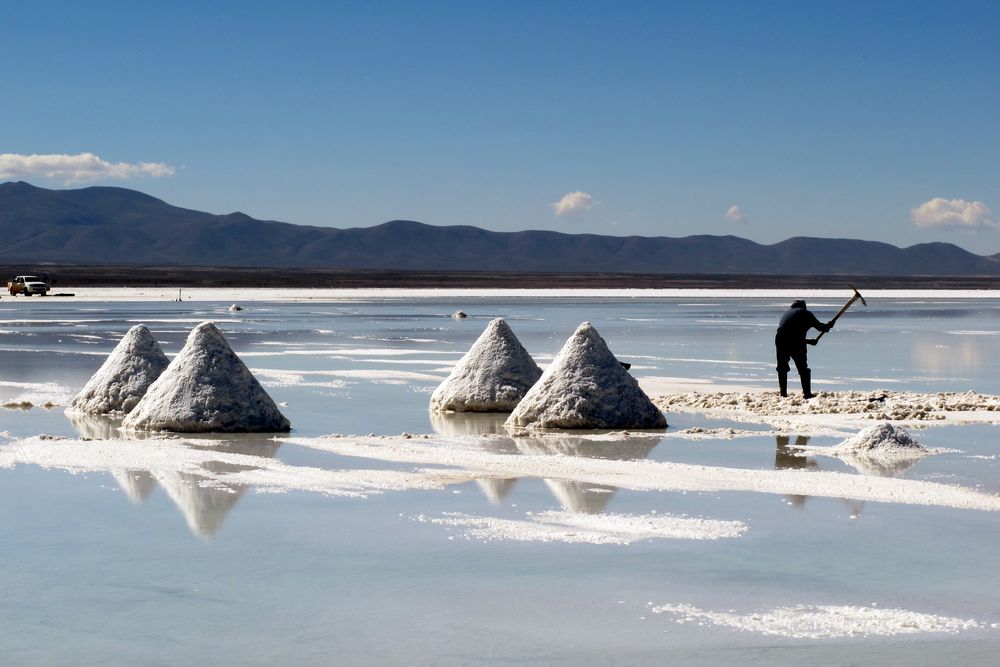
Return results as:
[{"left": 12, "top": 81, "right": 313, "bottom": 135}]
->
[{"left": 807, "top": 285, "right": 866, "bottom": 345}]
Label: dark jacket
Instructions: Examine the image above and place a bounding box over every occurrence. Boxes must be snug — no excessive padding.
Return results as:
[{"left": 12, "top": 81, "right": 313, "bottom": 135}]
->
[{"left": 776, "top": 300, "right": 830, "bottom": 344}]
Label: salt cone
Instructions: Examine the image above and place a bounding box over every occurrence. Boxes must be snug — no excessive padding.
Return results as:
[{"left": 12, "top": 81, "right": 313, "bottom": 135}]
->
[
  {"left": 430, "top": 318, "right": 542, "bottom": 412},
  {"left": 505, "top": 322, "right": 666, "bottom": 429},
  {"left": 122, "top": 322, "right": 290, "bottom": 432},
  {"left": 68, "top": 324, "right": 169, "bottom": 415}
]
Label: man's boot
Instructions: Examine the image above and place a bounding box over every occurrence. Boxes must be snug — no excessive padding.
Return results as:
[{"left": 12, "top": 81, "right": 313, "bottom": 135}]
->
[
  {"left": 778, "top": 372, "right": 788, "bottom": 397},
  {"left": 801, "top": 370, "right": 814, "bottom": 399}
]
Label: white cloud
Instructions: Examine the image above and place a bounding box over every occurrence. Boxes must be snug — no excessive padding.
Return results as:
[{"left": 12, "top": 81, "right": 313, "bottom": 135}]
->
[
  {"left": 911, "top": 197, "right": 995, "bottom": 230},
  {"left": 550, "top": 191, "right": 594, "bottom": 216},
  {"left": 0, "top": 152, "right": 175, "bottom": 185},
  {"left": 725, "top": 204, "right": 746, "bottom": 223}
]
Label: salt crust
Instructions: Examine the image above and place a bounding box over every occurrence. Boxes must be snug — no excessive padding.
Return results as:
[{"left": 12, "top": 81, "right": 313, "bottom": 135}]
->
[
  {"left": 651, "top": 602, "right": 980, "bottom": 639},
  {"left": 282, "top": 434, "right": 1000, "bottom": 512},
  {"left": 8, "top": 430, "right": 1000, "bottom": 514},
  {"left": 431, "top": 318, "right": 542, "bottom": 412},
  {"left": 0, "top": 436, "right": 447, "bottom": 499},
  {"left": 507, "top": 322, "right": 666, "bottom": 429},
  {"left": 251, "top": 368, "right": 349, "bottom": 390},
  {"left": 412, "top": 510, "right": 747, "bottom": 544},
  {"left": 122, "top": 322, "right": 290, "bottom": 432},
  {"left": 0, "top": 380, "right": 76, "bottom": 409},
  {"left": 656, "top": 389, "right": 1000, "bottom": 432},
  {"left": 68, "top": 324, "right": 169, "bottom": 415}
]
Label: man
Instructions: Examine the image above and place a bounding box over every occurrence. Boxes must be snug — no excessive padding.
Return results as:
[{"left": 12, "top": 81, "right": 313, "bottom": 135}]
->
[{"left": 775, "top": 299, "right": 833, "bottom": 399}]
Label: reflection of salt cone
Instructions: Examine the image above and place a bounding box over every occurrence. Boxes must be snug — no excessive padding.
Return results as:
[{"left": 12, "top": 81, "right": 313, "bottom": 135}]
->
[
  {"left": 112, "top": 470, "right": 157, "bottom": 503},
  {"left": 64, "top": 412, "right": 165, "bottom": 441},
  {"left": 544, "top": 480, "right": 617, "bottom": 514},
  {"left": 66, "top": 412, "right": 123, "bottom": 440},
  {"left": 838, "top": 452, "right": 923, "bottom": 478},
  {"left": 155, "top": 438, "right": 282, "bottom": 538},
  {"left": 430, "top": 410, "right": 520, "bottom": 454},
  {"left": 512, "top": 434, "right": 659, "bottom": 461},
  {"left": 513, "top": 433, "right": 659, "bottom": 514},
  {"left": 476, "top": 478, "right": 518, "bottom": 505},
  {"left": 154, "top": 468, "right": 245, "bottom": 538},
  {"left": 429, "top": 411, "right": 509, "bottom": 436}
]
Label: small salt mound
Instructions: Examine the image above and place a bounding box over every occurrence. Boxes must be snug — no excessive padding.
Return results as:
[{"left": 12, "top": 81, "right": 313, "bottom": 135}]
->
[
  {"left": 68, "top": 324, "right": 169, "bottom": 415},
  {"left": 228, "top": 304, "right": 243, "bottom": 312},
  {"left": 834, "top": 422, "right": 925, "bottom": 455},
  {"left": 430, "top": 318, "right": 542, "bottom": 412},
  {"left": 122, "top": 322, "right": 290, "bottom": 432},
  {"left": 452, "top": 310, "right": 467, "bottom": 319},
  {"left": 831, "top": 423, "right": 928, "bottom": 476},
  {"left": 506, "top": 322, "right": 666, "bottom": 429}
]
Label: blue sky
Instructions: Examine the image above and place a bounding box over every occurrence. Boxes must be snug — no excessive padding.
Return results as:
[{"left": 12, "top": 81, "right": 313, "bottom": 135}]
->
[{"left": 3, "top": 1, "right": 999, "bottom": 252}]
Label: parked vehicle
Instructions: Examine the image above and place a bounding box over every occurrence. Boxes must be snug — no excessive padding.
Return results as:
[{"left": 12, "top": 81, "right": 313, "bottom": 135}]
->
[{"left": 7, "top": 275, "right": 50, "bottom": 296}]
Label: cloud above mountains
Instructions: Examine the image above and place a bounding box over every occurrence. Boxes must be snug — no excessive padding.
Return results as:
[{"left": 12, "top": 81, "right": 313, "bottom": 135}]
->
[
  {"left": 551, "top": 191, "right": 594, "bottom": 216},
  {"left": 725, "top": 205, "right": 746, "bottom": 223},
  {"left": 911, "top": 198, "right": 995, "bottom": 230},
  {"left": 0, "top": 152, "right": 174, "bottom": 185}
]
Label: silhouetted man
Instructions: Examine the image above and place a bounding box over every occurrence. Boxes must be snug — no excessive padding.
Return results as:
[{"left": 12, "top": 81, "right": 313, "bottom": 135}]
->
[{"left": 775, "top": 299, "right": 833, "bottom": 399}]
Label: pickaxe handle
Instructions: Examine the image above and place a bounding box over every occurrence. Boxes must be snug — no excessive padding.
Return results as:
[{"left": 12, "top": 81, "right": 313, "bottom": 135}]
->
[{"left": 811, "top": 285, "right": 866, "bottom": 344}]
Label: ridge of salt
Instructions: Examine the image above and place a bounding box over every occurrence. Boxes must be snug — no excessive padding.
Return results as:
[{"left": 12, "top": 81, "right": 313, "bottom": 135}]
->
[
  {"left": 430, "top": 317, "right": 541, "bottom": 412},
  {"left": 121, "top": 322, "right": 290, "bottom": 432},
  {"left": 68, "top": 324, "right": 169, "bottom": 415},
  {"left": 506, "top": 322, "right": 667, "bottom": 429}
]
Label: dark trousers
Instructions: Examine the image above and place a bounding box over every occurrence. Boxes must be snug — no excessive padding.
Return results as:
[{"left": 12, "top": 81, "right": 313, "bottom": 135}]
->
[{"left": 775, "top": 335, "right": 809, "bottom": 376}]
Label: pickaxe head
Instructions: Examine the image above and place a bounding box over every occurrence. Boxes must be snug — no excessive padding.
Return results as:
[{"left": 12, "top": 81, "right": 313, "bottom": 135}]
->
[{"left": 848, "top": 284, "right": 867, "bottom": 307}]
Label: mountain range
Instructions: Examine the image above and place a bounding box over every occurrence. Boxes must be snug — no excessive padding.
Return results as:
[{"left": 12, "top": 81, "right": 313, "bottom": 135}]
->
[{"left": 2, "top": 181, "right": 998, "bottom": 276}]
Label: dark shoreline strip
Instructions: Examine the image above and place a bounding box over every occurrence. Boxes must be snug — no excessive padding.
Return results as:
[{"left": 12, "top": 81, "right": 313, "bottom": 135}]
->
[{"left": 4, "top": 265, "right": 1000, "bottom": 290}]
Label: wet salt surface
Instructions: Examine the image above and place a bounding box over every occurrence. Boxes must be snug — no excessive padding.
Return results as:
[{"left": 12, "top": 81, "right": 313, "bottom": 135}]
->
[{"left": 4, "top": 291, "right": 1000, "bottom": 665}]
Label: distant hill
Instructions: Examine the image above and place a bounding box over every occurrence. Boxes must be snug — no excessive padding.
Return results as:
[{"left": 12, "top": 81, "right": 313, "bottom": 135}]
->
[{"left": 2, "top": 181, "right": 998, "bottom": 275}]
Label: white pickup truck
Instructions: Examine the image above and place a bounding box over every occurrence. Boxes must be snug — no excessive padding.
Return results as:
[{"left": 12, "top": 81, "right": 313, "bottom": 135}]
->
[{"left": 7, "top": 275, "right": 50, "bottom": 296}]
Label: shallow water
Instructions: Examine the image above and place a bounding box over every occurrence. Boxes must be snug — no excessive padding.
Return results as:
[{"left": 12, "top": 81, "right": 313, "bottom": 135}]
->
[{"left": 2, "top": 292, "right": 1000, "bottom": 665}]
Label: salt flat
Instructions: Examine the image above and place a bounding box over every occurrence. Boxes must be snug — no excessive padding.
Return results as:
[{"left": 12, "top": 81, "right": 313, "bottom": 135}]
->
[{"left": 3, "top": 291, "right": 1000, "bottom": 664}]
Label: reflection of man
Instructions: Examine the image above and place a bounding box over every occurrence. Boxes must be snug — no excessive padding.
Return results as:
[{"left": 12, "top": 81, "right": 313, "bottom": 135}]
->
[
  {"left": 775, "top": 300, "right": 833, "bottom": 399},
  {"left": 774, "top": 435, "right": 813, "bottom": 471},
  {"left": 774, "top": 435, "right": 814, "bottom": 508}
]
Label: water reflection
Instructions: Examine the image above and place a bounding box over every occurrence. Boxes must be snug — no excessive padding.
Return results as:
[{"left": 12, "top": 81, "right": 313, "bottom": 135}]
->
[
  {"left": 774, "top": 435, "right": 815, "bottom": 509},
  {"left": 429, "top": 411, "right": 663, "bottom": 512},
  {"left": 66, "top": 412, "right": 161, "bottom": 441},
  {"left": 112, "top": 470, "right": 157, "bottom": 503},
  {"left": 774, "top": 435, "right": 880, "bottom": 517},
  {"left": 428, "top": 411, "right": 509, "bottom": 437},
  {"left": 836, "top": 451, "right": 924, "bottom": 478},
  {"left": 65, "top": 412, "right": 283, "bottom": 538},
  {"left": 66, "top": 412, "right": 125, "bottom": 440},
  {"left": 911, "top": 336, "right": 984, "bottom": 377},
  {"left": 429, "top": 411, "right": 519, "bottom": 504},
  {"left": 514, "top": 434, "right": 660, "bottom": 514},
  {"left": 476, "top": 478, "right": 518, "bottom": 505}
]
